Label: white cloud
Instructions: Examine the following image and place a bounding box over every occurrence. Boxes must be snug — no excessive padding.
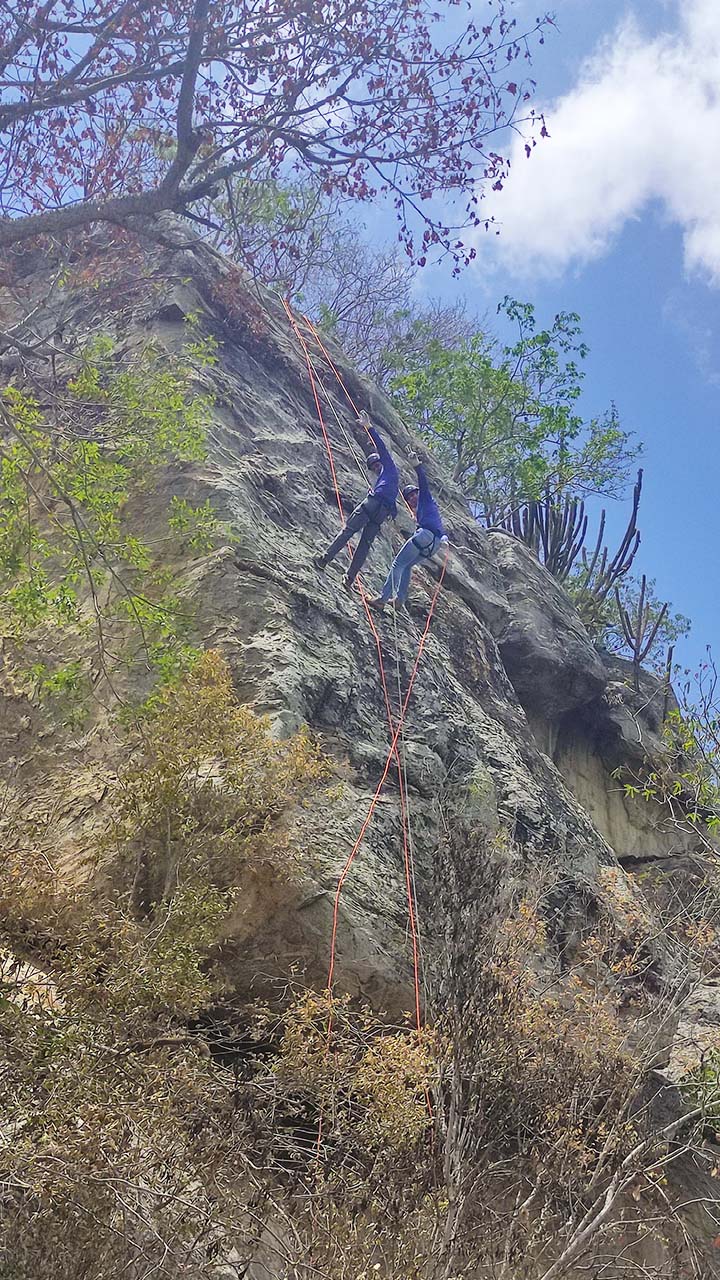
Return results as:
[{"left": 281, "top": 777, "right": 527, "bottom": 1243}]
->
[{"left": 486, "top": 0, "right": 720, "bottom": 283}]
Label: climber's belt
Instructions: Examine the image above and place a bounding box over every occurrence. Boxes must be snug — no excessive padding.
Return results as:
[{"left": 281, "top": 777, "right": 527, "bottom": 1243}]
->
[{"left": 412, "top": 530, "right": 445, "bottom": 559}]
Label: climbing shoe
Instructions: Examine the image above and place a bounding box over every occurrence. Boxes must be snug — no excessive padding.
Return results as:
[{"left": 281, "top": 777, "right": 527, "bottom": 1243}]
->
[
  {"left": 341, "top": 574, "right": 353, "bottom": 595},
  {"left": 313, "top": 554, "right": 327, "bottom": 571},
  {"left": 367, "top": 596, "right": 386, "bottom": 611}
]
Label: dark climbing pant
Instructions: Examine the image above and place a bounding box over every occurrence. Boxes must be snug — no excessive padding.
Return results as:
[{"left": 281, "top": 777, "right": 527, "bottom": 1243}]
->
[{"left": 321, "top": 495, "right": 391, "bottom": 587}]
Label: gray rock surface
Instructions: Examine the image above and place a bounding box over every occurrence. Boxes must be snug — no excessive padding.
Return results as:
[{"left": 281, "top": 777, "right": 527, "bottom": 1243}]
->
[
  {"left": 2, "top": 218, "right": 719, "bottom": 1272},
  {"left": 487, "top": 530, "right": 607, "bottom": 718}
]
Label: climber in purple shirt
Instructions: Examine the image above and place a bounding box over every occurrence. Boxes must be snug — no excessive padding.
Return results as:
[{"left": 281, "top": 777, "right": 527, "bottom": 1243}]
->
[
  {"left": 369, "top": 452, "right": 449, "bottom": 611},
  {"left": 314, "top": 416, "right": 399, "bottom": 593}
]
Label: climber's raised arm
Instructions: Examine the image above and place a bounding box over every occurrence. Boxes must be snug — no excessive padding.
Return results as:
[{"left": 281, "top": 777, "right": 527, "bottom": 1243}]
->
[
  {"left": 313, "top": 417, "right": 399, "bottom": 595},
  {"left": 367, "top": 425, "right": 399, "bottom": 497},
  {"left": 413, "top": 458, "right": 445, "bottom": 539}
]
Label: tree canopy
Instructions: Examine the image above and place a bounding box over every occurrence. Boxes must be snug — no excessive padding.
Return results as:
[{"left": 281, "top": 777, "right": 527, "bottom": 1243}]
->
[
  {"left": 0, "top": 0, "right": 550, "bottom": 258},
  {"left": 390, "top": 298, "right": 640, "bottom": 522}
]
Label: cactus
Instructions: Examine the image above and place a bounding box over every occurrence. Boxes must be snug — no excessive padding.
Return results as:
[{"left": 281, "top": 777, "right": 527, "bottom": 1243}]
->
[
  {"left": 614, "top": 572, "right": 669, "bottom": 692},
  {"left": 575, "top": 469, "right": 642, "bottom": 610},
  {"left": 491, "top": 470, "right": 643, "bottom": 607},
  {"left": 491, "top": 487, "right": 587, "bottom": 580}
]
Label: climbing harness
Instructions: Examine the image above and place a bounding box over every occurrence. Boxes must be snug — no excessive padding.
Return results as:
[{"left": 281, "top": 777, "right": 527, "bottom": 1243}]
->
[
  {"left": 412, "top": 530, "right": 448, "bottom": 560},
  {"left": 362, "top": 493, "right": 393, "bottom": 531},
  {"left": 282, "top": 299, "right": 448, "bottom": 1048}
]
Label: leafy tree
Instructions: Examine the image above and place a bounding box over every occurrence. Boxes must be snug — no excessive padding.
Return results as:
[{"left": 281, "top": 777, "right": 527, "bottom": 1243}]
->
[
  {"left": 390, "top": 298, "right": 639, "bottom": 521},
  {"left": 0, "top": 328, "right": 220, "bottom": 709},
  {"left": 0, "top": 0, "right": 550, "bottom": 262},
  {"left": 616, "top": 650, "right": 720, "bottom": 846}
]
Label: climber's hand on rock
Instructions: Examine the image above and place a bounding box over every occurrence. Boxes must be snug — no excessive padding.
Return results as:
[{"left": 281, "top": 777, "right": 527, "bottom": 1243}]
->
[{"left": 407, "top": 449, "right": 420, "bottom": 465}]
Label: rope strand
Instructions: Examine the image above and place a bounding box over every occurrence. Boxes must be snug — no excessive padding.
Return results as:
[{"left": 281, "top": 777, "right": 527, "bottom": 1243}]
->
[
  {"left": 297, "top": 307, "right": 431, "bottom": 1031},
  {"left": 282, "top": 296, "right": 447, "bottom": 1076},
  {"left": 392, "top": 605, "right": 423, "bottom": 1032},
  {"left": 326, "top": 550, "right": 448, "bottom": 1002},
  {"left": 302, "top": 313, "right": 415, "bottom": 517}
]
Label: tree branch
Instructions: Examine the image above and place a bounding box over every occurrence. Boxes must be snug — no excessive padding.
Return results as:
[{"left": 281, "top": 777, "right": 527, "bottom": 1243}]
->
[{"left": 160, "top": 0, "right": 211, "bottom": 195}]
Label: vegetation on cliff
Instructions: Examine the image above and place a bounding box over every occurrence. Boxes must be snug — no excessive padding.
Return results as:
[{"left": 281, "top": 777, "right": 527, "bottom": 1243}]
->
[{"left": 1, "top": 0, "right": 719, "bottom": 1275}]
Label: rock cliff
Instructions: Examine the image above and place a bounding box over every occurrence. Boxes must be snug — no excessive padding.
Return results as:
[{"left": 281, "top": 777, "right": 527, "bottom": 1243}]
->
[{"left": 2, "top": 219, "right": 719, "bottom": 1276}]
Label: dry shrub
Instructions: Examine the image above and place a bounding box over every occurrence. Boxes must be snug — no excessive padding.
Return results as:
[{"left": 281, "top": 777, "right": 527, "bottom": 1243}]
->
[
  {"left": 0, "top": 695, "right": 700, "bottom": 1279},
  {"left": 111, "top": 648, "right": 328, "bottom": 910},
  {"left": 254, "top": 989, "right": 439, "bottom": 1280},
  {"left": 276, "top": 991, "right": 436, "bottom": 1157},
  {"left": 0, "top": 988, "right": 268, "bottom": 1280},
  {"left": 208, "top": 265, "right": 269, "bottom": 342},
  {"left": 467, "top": 900, "right": 637, "bottom": 1183},
  {"left": 0, "top": 653, "right": 333, "bottom": 1279},
  {"left": 242, "top": 836, "right": 644, "bottom": 1279},
  {"left": 1, "top": 653, "right": 328, "bottom": 1021},
  {"left": 429, "top": 816, "right": 647, "bottom": 1278}
]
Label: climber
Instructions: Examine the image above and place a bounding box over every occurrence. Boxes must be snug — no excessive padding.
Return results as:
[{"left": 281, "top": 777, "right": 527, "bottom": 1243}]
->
[
  {"left": 368, "top": 452, "right": 448, "bottom": 612},
  {"left": 313, "top": 415, "right": 399, "bottom": 593}
]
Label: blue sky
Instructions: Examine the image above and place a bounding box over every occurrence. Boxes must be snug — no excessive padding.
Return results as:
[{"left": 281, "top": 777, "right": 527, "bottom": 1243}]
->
[{"left": 422, "top": 0, "right": 719, "bottom": 673}]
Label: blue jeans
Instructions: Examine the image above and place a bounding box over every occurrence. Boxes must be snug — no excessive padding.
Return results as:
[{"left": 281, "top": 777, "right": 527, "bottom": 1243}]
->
[{"left": 378, "top": 529, "right": 442, "bottom": 603}]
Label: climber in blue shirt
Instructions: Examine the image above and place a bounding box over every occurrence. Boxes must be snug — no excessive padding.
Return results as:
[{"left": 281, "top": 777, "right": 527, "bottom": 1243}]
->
[
  {"left": 314, "top": 417, "right": 399, "bottom": 593},
  {"left": 369, "top": 452, "right": 449, "bottom": 611}
]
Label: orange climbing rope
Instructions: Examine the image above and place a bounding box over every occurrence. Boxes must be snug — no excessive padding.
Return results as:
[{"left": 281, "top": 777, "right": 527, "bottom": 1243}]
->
[
  {"left": 282, "top": 302, "right": 415, "bottom": 940},
  {"left": 282, "top": 297, "right": 447, "bottom": 1039},
  {"left": 303, "top": 313, "right": 415, "bottom": 517},
  {"left": 302, "top": 320, "right": 362, "bottom": 416},
  {"left": 295, "top": 315, "right": 428, "bottom": 1027},
  {"left": 325, "top": 550, "right": 448, "bottom": 1000},
  {"left": 281, "top": 298, "right": 398, "bottom": 740},
  {"left": 299, "top": 312, "right": 431, "bottom": 1024},
  {"left": 282, "top": 299, "right": 345, "bottom": 527}
]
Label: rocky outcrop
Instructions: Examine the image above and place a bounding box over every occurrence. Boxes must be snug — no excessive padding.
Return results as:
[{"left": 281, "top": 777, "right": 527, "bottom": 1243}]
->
[
  {"left": 1, "top": 222, "right": 629, "bottom": 1000},
  {"left": 0, "top": 219, "right": 711, "bottom": 993},
  {"left": 2, "top": 219, "right": 719, "bottom": 1272}
]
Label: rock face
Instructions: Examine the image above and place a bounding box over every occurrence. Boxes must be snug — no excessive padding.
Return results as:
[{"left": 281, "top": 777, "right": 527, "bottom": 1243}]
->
[{"left": 2, "top": 219, "right": 719, "bottom": 1272}]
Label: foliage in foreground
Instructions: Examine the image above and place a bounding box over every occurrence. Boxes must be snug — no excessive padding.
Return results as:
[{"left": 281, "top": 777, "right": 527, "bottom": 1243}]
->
[
  {"left": 1, "top": 725, "right": 716, "bottom": 1280},
  {"left": 0, "top": 652, "right": 328, "bottom": 1276},
  {"left": 113, "top": 649, "right": 329, "bottom": 916},
  {"left": 617, "top": 665, "right": 720, "bottom": 841},
  {"left": 0, "top": 328, "right": 223, "bottom": 713},
  {"left": 0, "top": 778, "right": 651, "bottom": 1279}
]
